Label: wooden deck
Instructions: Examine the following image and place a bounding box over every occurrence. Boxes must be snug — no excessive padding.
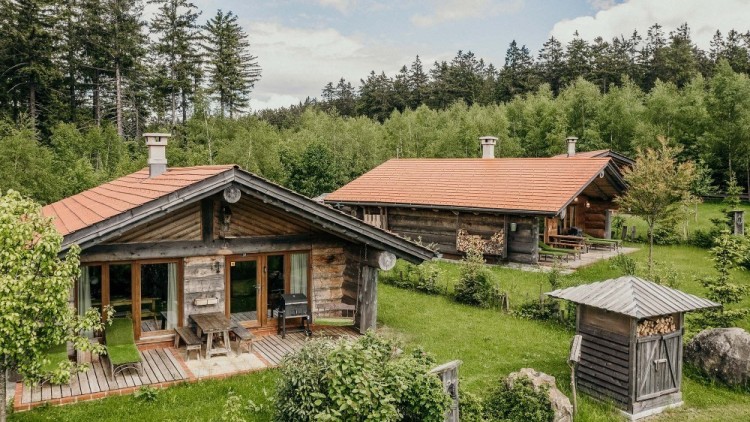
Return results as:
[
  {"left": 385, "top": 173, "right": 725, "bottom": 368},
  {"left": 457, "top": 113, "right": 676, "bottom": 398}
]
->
[{"left": 14, "top": 326, "right": 358, "bottom": 411}]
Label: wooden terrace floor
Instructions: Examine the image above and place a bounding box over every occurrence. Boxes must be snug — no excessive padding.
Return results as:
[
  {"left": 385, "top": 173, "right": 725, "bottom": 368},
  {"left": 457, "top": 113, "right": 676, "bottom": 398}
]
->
[{"left": 14, "top": 326, "right": 358, "bottom": 411}]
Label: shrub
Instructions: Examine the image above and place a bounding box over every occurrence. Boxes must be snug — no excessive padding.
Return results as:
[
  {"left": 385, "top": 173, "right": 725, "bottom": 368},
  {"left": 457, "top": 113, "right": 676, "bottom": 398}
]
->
[
  {"left": 458, "top": 390, "right": 485, "bottom": 422},
  {"left": 513, "top": 300, "right": 560, "bottom": 322},
  {"left": 455, "top": 247, "right": 502, "bottom": 307},
  {"left": 380, "top": 261, "right": 441, "bottom": 295},
  {"left": 275, "top": 333, "right": 450, "bottom": 422},
  {"left": 133, "top": 386, "right": 159, "bottom": 402},
  {"left": 610, "top": 253, "right": 637, "bottom": 275},
  {"left": 221, "top": 391, "right": 247, "bottom": 422},
  {"left": 483, "top": 376, "right": 554, "bottom": 422}
]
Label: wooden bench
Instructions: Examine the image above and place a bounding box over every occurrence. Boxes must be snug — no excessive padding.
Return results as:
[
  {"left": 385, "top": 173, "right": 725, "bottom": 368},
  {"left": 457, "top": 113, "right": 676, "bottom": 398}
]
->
[
  {"left": 174, "top": 327, "right": 202, "bottom": 360},
  {"left": 230, "top": 325, "right": 255, "bottom": 354}
]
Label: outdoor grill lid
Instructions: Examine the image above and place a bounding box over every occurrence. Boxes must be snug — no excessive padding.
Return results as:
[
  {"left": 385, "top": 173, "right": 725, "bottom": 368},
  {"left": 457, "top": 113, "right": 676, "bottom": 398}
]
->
[{"left": 280, "top": 293, "right": 308, "bottom": 305}]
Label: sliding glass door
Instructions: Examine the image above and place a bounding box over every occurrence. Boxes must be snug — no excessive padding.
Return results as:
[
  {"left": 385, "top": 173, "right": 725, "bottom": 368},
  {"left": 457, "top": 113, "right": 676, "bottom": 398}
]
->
[
  {"left": 228, "top": 259, "right": 260, "bottom": 326},
  {"left": 140, "top": 262, "right": 179, "bottom": 334}
]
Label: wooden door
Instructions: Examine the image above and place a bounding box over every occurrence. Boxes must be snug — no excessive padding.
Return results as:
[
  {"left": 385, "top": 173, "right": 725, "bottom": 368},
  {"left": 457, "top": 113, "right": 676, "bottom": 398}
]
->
[
  {"left": 636, "top": 331, "right": 681, "bottom": 400},
  {"left": 227, "top": 258, "right": 262, "bottom": 327}
]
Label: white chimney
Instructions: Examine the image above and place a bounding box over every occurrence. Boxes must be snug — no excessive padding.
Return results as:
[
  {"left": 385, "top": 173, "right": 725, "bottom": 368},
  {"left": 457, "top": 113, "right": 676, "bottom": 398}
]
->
[
  {"left": 566, "top": 136, "right": 578, "bottom": 157},
  {"left": 144, "top": 133, "right": 171, "bottom": 177},
  {"left": 479, "top": 136, "right": 498, "bottom": 159}
]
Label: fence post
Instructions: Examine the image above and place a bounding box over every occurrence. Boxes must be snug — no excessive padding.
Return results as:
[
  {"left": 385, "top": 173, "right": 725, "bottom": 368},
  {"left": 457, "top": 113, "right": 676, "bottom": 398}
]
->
[
  {"left": 430, "top": 360, "right": 462, "bottom": 422},
  {"left": 729, "top": 210, "right": 745, "bottom": 236}
]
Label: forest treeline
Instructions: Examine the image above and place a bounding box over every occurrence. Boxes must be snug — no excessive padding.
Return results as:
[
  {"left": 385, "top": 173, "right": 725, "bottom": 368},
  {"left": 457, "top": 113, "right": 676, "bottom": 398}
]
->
[{"left": 2, "top": 4, "right": 750, "bottom": 206}]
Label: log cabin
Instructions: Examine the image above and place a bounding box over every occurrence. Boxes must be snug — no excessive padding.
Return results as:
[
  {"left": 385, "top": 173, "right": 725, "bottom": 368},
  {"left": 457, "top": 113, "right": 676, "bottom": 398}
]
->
[
  {"left": 324, "top": 136, "right": 628, "bottom": 264},
  {"left": 42, "top": 134, "right": 435, "bottom": 344}
]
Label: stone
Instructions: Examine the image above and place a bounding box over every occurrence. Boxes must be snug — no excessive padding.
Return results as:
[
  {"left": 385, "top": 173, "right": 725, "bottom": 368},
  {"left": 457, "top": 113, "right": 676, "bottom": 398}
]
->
[
  {"left": 505, "top": 368, "right": 573, "bottom": 422},
  {"left": 685, "top": 327, "right": 750, "bottom": 388}
]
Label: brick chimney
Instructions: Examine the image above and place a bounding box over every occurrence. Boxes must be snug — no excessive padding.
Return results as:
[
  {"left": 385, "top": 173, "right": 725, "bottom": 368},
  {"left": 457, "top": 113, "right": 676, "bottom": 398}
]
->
[
  {"left": 144, "top": 133, "right": 171, "bottom": 177},
  {"left": 479, "top": 136, "right": 498, "bottom": 159},
  {"left": 566, "top": 136, "right": 578, "bottom": 157}
]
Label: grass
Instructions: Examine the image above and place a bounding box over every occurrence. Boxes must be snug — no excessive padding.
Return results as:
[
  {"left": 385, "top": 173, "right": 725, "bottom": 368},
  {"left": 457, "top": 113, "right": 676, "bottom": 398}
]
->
[{"left": 9, "top": 371, "right": 277, "bottom": 422}]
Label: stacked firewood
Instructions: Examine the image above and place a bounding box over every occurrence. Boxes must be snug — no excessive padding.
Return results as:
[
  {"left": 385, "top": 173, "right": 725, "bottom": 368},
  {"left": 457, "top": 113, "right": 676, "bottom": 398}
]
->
[
  {"left": 637, "top": 315, "right": 676, "bottom": 337},
  {"left": 456, "top": 229, "right": 505, "bottom": 255}
]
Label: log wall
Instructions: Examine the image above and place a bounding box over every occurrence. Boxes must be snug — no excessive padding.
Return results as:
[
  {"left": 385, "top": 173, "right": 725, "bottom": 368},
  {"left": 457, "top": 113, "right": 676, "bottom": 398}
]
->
[
  {"left": 183, "top": 256, "right": 226, "bottom": 325},
  {"left": 385, "top": 208, "right": 517, "bottom": 260},
  {"left": 214, "top": 195, "right": 313, "bottom": 238},
  {"left": 108, "top": 203, "right": 202, "bottom": 243},
  {"left": 506, "top": 216, "right": 539, "bottom": 264}
]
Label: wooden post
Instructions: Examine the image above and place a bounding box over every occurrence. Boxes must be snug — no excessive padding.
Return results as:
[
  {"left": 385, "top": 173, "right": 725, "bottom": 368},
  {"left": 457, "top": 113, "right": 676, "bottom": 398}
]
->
[
  {"left": 730, "top": 210, "right": 745, "bottom": 236},
  {"left": 355, "top": 265, "right": 378, "bottom": 334},
  {"left": 604, "top": 210, "right": 613, "bottom": 239},
  {"left": 621, "top": 225, "right": 628, "bottom": 241},
  {"left": 630, "top": 226, "right": 637, "bottom": 241},
  {"left": 430, "top": 360, "right": 462, "bottom": 422}
]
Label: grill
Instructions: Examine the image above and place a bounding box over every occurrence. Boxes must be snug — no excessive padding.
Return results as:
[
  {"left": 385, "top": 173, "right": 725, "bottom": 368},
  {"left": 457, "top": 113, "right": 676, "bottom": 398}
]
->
[{"left": 278, "top": 293, "right": 312, "bottom": 339}]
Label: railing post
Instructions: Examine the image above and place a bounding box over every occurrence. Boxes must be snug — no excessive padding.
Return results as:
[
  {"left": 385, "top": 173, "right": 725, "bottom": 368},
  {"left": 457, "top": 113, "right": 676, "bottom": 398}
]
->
[{"left": 430, "top": 360, "right": 462, "bottom": 422}]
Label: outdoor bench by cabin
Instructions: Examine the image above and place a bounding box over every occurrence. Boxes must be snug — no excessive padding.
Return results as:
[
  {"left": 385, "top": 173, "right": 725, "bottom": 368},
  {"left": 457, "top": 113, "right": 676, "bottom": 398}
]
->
[
  {"left": 539, "top": 242, "right": 579, "bottom": 261},
  {"left": 229, "top": 325, "right": 255, "bottom": 354},
  {"left": 174, "top": 326, "right": 202, "bottom": 360},
  {"left": 584, "top": 234, "right": 621, "bottom": 251},
  {"left": 105, "top": 318, "right": 143, "bottom": 379}
]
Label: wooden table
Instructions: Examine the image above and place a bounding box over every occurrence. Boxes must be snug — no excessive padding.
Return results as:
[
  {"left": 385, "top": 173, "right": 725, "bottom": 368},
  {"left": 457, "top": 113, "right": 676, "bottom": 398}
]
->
[
  {"left": 548, "top": 234, "right": 588, "bottom": 253},
  {"left": 190, "top": 312, "right": 232, "bottom": 359}
]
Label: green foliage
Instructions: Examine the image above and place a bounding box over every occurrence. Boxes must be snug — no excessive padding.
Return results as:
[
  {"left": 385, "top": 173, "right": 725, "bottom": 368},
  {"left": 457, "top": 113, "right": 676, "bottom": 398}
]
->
[
  {"left": 483, "top": 376, "right": 554, "bottom": 422},
  {"left": 221, "top": 391, "right": 247, "bottom": 422},
  {"left": 513, "top": 301, "right": 561, "bottom": 322},
  {"left": 610, "top": 253, "right": 637, "bottom": 275},
  {"left": 133, "top": 386, "right": 160, "bottom": 403},
  {"left": 0, "top": 190, "right": 107, "bottom": 415},
  {"left": 274, "top": 333, "right": 450, "bottom": 422},
  {"left": 454, "top": 248, "right": 502, "bottom": 308},
  {"left": 458, "top": 390, "right": 485, "bottom": 422},
  {"left": 697, "top": 230, "right": 750, "bottom": 327},
  {"left": 380, "top": 261, "right": 441, "bottom": 295}
]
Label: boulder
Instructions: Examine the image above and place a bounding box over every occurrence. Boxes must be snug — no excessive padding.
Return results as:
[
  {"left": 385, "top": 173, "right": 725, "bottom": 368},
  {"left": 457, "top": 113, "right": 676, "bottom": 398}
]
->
[
  {"left": 685, "top": 327, "right": 750, "bottom": 388},
  {"left": 506, "top": 368, "right": 573, "bottom": 422}
]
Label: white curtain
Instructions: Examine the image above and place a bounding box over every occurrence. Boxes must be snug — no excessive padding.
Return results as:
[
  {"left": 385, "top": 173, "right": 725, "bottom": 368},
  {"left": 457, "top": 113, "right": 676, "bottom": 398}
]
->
[
  {"left": 290, "top": 253, "right": 308, "bottom": 295},
  {"left": 78, "top": 267, "right": 93, "bottom": 337},
  {"left": 166, "top": 263, "right": 178, "bottom": 329}
]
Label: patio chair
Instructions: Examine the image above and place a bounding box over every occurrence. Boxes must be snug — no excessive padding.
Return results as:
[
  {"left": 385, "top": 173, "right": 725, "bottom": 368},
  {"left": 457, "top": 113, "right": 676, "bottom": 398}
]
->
[
  {"left": 538, "top": 242, "right": 578, "bottom": 261},
  {"left": 584, "top": 233, "right": 621, "bottom": 250},
  {"left": 105, "top": 318, "right": 143, "bottom": 379}
]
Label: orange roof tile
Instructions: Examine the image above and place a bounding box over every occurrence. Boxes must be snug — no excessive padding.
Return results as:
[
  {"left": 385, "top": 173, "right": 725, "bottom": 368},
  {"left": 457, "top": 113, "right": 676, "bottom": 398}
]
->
[
  {"left": 43, "top": 165, "right": 235, "bottom": 236},
  {"left": 325, "top": 158, "right": 614, "bottom": 214}
]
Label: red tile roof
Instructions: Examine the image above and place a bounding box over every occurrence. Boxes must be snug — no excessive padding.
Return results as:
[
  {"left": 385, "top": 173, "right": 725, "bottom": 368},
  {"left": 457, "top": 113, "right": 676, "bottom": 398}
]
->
[
  {"left": 553, "top": 149, "right": 611, "bottom": 158},
  {"left": 43, "top": 165, "right": 235, "bottom": 236},
  {"left": 325, "top": 158, "right": 614, "bottom": 214}
]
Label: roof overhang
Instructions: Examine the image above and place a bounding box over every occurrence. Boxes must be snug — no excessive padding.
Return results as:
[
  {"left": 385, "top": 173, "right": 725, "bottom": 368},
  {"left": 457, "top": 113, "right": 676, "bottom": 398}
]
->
[
  {"left": 555, "top": 161, "right": 627, "bottom": 216},
  {"left": 58, "top": 167, "right": 436, "bottom": 264},
  {"left": 325, "top": 200, "right": 559, "bottom": 217}
]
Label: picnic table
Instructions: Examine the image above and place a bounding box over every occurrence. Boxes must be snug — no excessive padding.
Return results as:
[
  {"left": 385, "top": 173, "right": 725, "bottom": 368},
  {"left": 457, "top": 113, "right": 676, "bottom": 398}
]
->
[
  {"left": 548, "top": 234, "right": 588, "bottom": 253},
  {"left": 190, "top": 312, "right": 232, "bottom": 359}
]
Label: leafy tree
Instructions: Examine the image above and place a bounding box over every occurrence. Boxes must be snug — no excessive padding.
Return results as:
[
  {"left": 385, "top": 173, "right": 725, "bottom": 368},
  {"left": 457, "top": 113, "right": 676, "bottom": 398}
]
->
[
  {"left": 281, "top": 142, "right": 342, "bottom": 198},
  {"left": 358, "top": 71, "right": 397, "bottom": 122},
  {"left": 0, "top": 118, "right": 59, "bottom": 203},
  {"left": 0, "top": 190, "right": 107, "bottom": 422},
  {"left": 203, "top": 9, "right": 261, "bottom": 118},
  {"left": 616, "top": 138, "right": 696, "bottom": 272}
]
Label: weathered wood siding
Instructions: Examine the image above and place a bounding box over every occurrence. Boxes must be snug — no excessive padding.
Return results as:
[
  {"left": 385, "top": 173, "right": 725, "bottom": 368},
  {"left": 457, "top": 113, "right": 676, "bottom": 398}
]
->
[
  {"left": 107, "top": 203, "right": 202, "bottom": 243},
  {"left": 576, "top": 323, "right": 631, "bottom": 410},
  {"left": 583, "top": 198, "right": 610, "bottom": 238},
  {"left": 214, "top": 195, "right": 313, "bottom": 238},
  {"left": 506, "top": 216, "right": 538, "bottom": 264},
  {"left": 385, "top": 208, "right": 510, "bottom": 259},
  {"left": 183, "top": 256, "right": 225, "bottom": 325}
]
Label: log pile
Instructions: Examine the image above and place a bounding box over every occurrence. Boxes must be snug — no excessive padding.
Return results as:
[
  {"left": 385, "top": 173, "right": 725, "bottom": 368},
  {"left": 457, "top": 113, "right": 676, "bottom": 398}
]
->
[
  {"left": 637, "top": 315, "right": 677, "bottom": 337},
  {"left": 456, "top": 229, "right": 505, "bottom": 255}
]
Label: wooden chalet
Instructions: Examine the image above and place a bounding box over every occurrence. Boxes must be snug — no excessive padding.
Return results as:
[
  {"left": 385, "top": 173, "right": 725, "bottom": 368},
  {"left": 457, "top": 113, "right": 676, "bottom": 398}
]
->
[
  {"left": 43, "top": 134, "right": 435, "bottom": 344},
  {"left": 324, "top": 137, "right": 628, "bottom": 264}
]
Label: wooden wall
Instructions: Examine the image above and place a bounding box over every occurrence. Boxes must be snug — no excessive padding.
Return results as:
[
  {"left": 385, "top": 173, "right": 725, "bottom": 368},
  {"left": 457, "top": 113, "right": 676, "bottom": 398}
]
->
[
  {"left": 583, "top": 198, "right": 610, "bottom": 238},
  {"left": 385, "top": 208, "right": 510, "bottom": 260},
  {"left": 108, "top": 203, "right": 202, "bottom": 243},
  {"left": 183, "top": 256, "right": 226, "bottom": 325},
  {"left": 506, "top": 216, "right": 539, "bottom": 264},
  {"left": 214, "top": 195, "right": 313, "bottom": 238}
]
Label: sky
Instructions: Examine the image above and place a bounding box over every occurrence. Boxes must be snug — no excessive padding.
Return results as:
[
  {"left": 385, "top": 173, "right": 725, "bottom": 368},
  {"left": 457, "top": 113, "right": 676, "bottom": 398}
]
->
[{"left": 172, "top": 0, "right": 750, "bottom": 110}]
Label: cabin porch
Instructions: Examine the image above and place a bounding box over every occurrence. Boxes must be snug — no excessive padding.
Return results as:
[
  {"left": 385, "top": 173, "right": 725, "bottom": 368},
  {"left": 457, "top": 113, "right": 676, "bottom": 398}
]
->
[{"left": 13, "top": 326, "right": 357, "bottom": 412}]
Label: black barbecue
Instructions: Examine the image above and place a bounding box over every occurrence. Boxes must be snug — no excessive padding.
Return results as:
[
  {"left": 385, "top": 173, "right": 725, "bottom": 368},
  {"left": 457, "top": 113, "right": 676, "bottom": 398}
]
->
[{"left": 278, "top": 293, "right": 312, "bottom": 339}]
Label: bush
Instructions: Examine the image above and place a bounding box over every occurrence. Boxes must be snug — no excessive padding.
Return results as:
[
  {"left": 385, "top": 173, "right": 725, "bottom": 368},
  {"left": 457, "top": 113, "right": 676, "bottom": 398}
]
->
[
  {"left": 458, "top": 390, "right": 485, "bottom": 422},
  {"left": 275, "top": 333, "right": 450, "bottom": 422},
  {"left": 610, "top": 253, "right": 637, "bottom": 275},
  {"left": 455, "top": 248, "right": 502, "bottom": 307},
  {"left": 381, "top": 261, "right": 441, "bottom": 295},
  {"left": 483, "top": 376, "right": 554, "bottom": 422},
  {"left": 513, "top": 300, "right": 560, "bottom": 322}
]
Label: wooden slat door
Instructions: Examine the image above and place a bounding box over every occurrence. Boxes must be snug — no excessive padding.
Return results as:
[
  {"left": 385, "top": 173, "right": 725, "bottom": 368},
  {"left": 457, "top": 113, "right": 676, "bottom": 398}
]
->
[{"left": 636, "top": 331, "right": 681, "bottom": 400}]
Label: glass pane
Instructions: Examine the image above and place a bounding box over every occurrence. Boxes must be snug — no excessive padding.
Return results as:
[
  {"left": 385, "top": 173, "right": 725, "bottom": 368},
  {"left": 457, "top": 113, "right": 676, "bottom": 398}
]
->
[
  {"left": 78, "top": 265, "right": 102, "bottom": 338},
  {"left": 109, "top": 264, "right": 132, "bottom": 318},
  {"left": 290, "top": 253, "right": 308, "bottom": 295},
  {"left": 140, "top": 263, "right": 178, "bottom": 333},
  {"left": 267, "top": 255, "right": 285, "bottom": 319},
  {"left": 230, "top": 260, "right": 258, "bottom": 323}
]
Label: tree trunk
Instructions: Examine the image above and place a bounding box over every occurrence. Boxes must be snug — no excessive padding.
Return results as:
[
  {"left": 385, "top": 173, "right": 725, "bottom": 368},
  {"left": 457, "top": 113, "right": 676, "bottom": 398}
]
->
[
  {"left": 648, "top": 223, "right": 654, "bottom": 275},
  {"left": 0, "top": 366, "right": 7, "bottom": 422},
  {"left": 181, "top": 90, "right": 187, "bottom": 123},
  {"left": 93, "top": 70, "right": 101, "bottom": 126},
  {"left": 28, "top": 84, "right": 37, "bottom": 123},
  {"left": 115, "top": 62, "right": 123, "bottom": 137}
]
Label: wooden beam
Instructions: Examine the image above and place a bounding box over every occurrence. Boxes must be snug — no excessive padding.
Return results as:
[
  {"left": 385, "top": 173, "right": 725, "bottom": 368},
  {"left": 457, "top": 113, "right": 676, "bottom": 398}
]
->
[
  {"left": 355, "top": 265, "right": 378, "bottom": 334},
  {"left": 201, "top": 198, "right": 214, "bottom": 242},
  {"left": 80, "top": 234, "right": 317, "bottom": 262}
]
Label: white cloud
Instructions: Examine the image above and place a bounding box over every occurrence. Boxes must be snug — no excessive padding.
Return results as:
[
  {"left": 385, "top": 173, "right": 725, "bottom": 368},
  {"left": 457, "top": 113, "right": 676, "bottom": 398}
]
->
[
  {"left": 411, "top": 0, "right": 524, "bottom": 28},
  {"left": 317, "top": 0, "right": 355, "bottom": 13},
  {"left": 551, "top": 0, "right": 750, "bottom": 49},
  {"left": 588, "top": 0, "right": 617, "bottom": 11},
  {"left": 245, "top": 21, "right": 440, "bottom": 110}
]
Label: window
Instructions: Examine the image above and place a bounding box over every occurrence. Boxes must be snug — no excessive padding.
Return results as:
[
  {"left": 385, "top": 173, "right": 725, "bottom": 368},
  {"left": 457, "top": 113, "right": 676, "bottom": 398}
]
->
[
  {"left": 140, "top": 262, "right": 179, "bottom": 333},
  {"left": 78, "top": 265, "right": 103, "bottom": 337},
  {"left": 109, "top": 264, "right": 133, "bottom": 318},
  {"left": 290, "top": 253, "right": 308, "bottom": 295}
]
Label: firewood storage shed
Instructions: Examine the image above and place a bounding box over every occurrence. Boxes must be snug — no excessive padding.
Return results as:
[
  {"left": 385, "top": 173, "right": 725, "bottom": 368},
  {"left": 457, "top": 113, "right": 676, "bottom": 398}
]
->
[{"left": 547, "top": 276, "right": 719, "bottom": 420}]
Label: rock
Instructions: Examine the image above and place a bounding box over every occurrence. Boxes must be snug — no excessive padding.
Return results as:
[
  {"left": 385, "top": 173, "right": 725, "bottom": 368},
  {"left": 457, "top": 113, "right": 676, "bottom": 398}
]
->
[
  {"left": 685, "top": 327, "right": 750, "bottom": 388},
  {"left": 505, "top": 368, "right": 573, "bottom": 422}
]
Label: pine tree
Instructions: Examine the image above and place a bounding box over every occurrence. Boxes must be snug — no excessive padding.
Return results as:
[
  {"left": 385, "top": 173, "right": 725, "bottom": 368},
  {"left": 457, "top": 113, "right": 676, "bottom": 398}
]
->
[
  {"left": 537, "top": 36, "right": 565, "bottom": 94},
  {"left": 149, "top": 0, "right": 202, "bottom": 125},
  {"left": 203, "top": 10, "right": 261, "bottom": 118},
  {"left": 563, "top": 31, "right": 592, "bottom": 86},
  {"left": 408, "top": 55, "right": 429, "bottom": 108},
  {"left": 498, "top": 41, "right": 538, "bottom": 101}
]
